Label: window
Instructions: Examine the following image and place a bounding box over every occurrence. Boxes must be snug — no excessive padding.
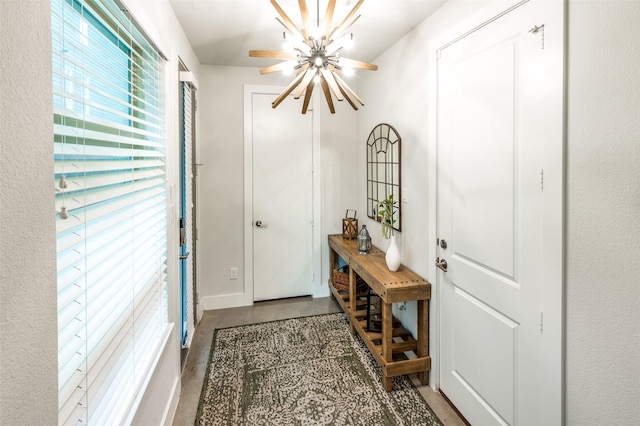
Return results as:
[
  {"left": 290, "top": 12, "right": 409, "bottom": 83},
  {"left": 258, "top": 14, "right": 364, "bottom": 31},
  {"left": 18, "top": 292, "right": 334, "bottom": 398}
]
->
[{"left": 52, "top": 0, "right": 168, "bottom": 424}]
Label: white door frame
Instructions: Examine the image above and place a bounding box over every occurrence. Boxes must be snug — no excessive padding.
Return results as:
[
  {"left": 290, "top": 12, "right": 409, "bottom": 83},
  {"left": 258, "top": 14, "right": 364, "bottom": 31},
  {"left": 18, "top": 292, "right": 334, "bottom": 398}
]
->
[
  {"left": 243, "top": 85, "right": 322, "bottom": 306},
  {"left": 427, "top": 0, "right": 565, "bottom": 423}
]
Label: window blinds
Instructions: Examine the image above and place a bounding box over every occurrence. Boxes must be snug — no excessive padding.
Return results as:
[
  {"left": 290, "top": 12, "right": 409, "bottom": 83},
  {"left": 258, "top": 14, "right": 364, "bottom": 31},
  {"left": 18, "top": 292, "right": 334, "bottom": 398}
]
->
[{"left": 52, "top": 0, "right": 169, "bottom": 424}]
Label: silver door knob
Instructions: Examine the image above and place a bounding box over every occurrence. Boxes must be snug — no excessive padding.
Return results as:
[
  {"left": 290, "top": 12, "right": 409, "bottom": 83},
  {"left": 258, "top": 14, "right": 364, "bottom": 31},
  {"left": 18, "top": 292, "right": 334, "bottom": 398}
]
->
[{"left": 435, "top": 258, "right": 448, "bottom": 272}]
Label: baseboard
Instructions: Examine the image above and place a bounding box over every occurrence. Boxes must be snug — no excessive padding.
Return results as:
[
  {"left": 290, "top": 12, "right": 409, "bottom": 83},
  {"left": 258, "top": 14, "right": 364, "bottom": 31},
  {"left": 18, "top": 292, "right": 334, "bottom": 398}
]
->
[
  {"left": 161, "top": 376, "right": 181, "bottom": 426},
  {"left": 201, "top": 292, "right": 253, "bottom": 310}
]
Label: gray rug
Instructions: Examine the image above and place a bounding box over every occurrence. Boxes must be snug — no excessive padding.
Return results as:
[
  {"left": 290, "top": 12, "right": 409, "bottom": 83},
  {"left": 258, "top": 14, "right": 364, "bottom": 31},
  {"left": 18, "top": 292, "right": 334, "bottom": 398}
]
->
[{"left": 195, "top": 313, "right": 442, "bottom": 425}]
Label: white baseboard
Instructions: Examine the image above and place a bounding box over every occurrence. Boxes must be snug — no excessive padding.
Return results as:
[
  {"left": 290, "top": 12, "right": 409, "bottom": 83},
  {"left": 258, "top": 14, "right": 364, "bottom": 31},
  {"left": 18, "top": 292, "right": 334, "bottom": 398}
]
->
[
  {"left": 161, "top": 376, "right": 181, "bottom": 426},
  {"left": 201, "top": 287, "right": 331, "bottom": 311},
  {"left": 201, "top": 292, "right": 253, "bottom": 310}
]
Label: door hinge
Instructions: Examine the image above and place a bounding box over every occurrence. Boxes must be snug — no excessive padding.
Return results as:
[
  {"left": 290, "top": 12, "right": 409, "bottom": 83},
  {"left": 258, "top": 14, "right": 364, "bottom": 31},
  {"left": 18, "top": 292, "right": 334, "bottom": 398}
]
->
[
  {"left": 540, "top": 312, "right": 544, "bottom": 334},
  {"left": 529, "top": 24, "right": 545, "bottom": 49},
  {"left": 540, "top": 168, "right": 544, "bottom": 191}
]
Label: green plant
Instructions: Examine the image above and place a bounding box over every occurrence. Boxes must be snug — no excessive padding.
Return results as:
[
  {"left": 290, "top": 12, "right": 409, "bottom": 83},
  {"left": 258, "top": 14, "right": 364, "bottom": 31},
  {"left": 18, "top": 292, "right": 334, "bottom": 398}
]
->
[{"left": 375, "top": 194, "right": 397, "bottom": 239}]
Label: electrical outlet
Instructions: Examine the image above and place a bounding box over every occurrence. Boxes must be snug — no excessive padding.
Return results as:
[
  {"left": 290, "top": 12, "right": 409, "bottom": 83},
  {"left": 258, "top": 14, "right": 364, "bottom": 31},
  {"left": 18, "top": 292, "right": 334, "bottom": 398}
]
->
[{"left": 230, "top": 267, "right": 238, "bottom": 280}]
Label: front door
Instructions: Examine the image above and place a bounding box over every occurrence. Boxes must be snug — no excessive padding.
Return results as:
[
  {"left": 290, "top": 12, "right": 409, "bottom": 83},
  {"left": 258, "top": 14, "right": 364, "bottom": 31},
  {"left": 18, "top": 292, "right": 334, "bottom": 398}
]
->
[
  {"left": 251, "top": 92, "right": 313, "bottom": 301},
  {"left": 179, "top": 72, "right": 196, "bottom": 347},
  {"left": 437, "top": 1, "right": 556, "bottom": 424}
]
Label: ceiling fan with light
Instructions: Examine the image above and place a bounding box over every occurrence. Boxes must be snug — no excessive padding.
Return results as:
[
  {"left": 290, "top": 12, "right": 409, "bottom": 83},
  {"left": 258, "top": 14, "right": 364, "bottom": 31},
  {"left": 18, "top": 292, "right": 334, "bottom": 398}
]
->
[{"left": 249, "top": 0, "right": 378, "bottom": 114}]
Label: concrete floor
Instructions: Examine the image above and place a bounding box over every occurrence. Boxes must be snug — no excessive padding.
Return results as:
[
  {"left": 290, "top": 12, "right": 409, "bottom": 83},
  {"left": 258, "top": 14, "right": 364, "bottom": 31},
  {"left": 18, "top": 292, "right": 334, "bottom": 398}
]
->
[{"left": 171, "top": 296, "right": 467, "bottom": 426}]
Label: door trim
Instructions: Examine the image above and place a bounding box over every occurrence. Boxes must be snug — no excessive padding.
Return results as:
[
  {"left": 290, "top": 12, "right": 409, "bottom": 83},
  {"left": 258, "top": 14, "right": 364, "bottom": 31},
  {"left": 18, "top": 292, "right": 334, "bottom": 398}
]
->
[
  {"left": 243, "top": 85, "right": 322, "bottom": 305},
  {"left": 427, "top": 0, "right": 565, "bottom": 423}
]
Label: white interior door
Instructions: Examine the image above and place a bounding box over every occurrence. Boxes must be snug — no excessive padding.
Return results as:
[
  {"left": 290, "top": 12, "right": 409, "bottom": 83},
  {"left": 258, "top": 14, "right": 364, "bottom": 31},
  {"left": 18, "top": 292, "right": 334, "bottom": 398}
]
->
[
  {"left": 437, "top": 2, "right": 552, "bottom": 425},
  {"left": 251, "top": 93, "right": 313, "bottom": 301}
]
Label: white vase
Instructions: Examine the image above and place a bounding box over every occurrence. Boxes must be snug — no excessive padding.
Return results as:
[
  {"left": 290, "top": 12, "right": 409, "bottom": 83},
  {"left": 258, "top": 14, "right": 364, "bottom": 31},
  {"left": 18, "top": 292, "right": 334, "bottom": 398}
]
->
[{"left": 385, "top": 235, "right": 401, "bottom": 272}]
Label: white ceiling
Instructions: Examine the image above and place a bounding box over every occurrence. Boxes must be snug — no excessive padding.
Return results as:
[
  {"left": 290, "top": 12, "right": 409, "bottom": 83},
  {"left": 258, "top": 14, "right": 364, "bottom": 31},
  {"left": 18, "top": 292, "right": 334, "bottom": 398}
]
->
[{"left": 168, "top": 0, "right": 446, "bottom": 67}]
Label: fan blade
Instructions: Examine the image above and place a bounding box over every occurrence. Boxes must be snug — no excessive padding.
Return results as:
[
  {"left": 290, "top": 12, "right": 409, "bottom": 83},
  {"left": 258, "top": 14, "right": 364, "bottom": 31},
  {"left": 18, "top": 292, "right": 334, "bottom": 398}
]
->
[
  {"left": 320, "top": 68, "right": 344, "bottom": 101},
  {"left": 322, "top": 0, "right": 336, "bottom": 38},
  {"left": 271, "top": 0, "right": 305, "bottom": 40},
  {"left": 333, "top": 74, "right": 362, "bottom": 109},
  {"left": 329, "top": 0, "right": 364, "bottom": 40},
  {"left": 298, "top": 0, "right": 312, "bottom": 40},
  {"left": 293, "top": 68, "right": 316, "bottom": 99},
  {"left": 320, "top": 78, "right": 336, "bottom": 114},
  {"left": 329, "top": 68, "right": 364, "bottom": 106},
  {"left": 260, "top": 60, "right": 297, "bottom": 75},
  {"left": 249, "top": 50, "right": 297, "bottom": 60},
  {"left": 338, "top": 57, "right": 378, "bottom": 71},
  {"left": 301, "top": 79, "right": 315, "bottom": 114},
  {"left": 330, "top": 14, "right": 361, "bottom": 42},
  {"left": 271, "top": 65, "right": 310, "bottom": 108}
]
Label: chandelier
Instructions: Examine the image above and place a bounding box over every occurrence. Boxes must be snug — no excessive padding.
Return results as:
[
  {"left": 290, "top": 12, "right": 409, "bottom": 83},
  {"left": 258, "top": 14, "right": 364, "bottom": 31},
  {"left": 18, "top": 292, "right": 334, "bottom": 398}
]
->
[{"left": 249, "top": 0, "right": 378, "bottom": 114}]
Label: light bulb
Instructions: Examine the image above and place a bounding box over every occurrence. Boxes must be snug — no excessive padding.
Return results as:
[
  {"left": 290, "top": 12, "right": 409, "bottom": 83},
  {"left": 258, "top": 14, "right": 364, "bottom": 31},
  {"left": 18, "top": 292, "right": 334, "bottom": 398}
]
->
[
  {"left": 313, "top": 74, "right": 321, "bottom": 84},
  {"left": 314, "top": 56, "right": 323, "bottom": 67}
]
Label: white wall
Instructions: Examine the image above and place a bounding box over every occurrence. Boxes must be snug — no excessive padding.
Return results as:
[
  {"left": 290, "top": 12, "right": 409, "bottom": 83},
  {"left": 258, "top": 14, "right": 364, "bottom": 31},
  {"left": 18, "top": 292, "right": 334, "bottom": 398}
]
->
[
  {"left": 0, "top": 0, "right": 200, "bottom": 424},
  {"left": 197, "top": 65, "right": 359, "bottom": 309},
  {"left": 565, "top": 1, "right": 640, "bottom": 424},
  {"left": 357, "top": 0, "right": 640, "bottom": 423},
  {"left": 0, "top": 3, "right": 58, "bottom": 424}
]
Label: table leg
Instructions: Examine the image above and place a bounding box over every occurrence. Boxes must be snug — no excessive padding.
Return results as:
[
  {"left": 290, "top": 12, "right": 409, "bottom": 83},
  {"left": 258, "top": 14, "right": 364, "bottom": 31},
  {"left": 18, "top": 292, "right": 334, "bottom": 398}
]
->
[
  {"left": 382, "top": 301, "right": 393, "bottom": 391},
  {"left": 329, "top": 249, "right": 336, "bottom": 300},
  {"left": 417, "top": 299, "right": 429, "bottom": 385},
  {"left": 348, "top": 268, "right": 356, "bottom": 335}
]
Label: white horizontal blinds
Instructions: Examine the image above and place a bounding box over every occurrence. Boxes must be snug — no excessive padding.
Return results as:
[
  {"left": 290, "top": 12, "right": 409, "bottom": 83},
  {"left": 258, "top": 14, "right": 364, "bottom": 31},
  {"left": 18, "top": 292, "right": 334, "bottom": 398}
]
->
[{"left": 52, "top": 0, "right": 168, "bottom": 424}]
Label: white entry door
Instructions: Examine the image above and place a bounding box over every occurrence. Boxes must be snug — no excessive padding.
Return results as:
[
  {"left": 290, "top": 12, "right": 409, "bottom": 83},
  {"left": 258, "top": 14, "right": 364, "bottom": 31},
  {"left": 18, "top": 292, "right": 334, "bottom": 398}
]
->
[
  {"left": 437, "top": 1, "right": 556, "bottom": 425},
  {"left": 251, "top": 93, "right": 313, "bottom": 301}
]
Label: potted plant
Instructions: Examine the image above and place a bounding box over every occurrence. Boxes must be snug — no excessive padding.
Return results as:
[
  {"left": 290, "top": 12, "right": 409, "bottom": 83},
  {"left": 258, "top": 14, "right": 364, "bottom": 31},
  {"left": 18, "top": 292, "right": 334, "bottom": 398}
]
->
[
  {"left": 375, "top": 194, "right": 400, "bottom": 271},
  {"left": 375, "top": 194, "right": 397, "bottom": 238}
]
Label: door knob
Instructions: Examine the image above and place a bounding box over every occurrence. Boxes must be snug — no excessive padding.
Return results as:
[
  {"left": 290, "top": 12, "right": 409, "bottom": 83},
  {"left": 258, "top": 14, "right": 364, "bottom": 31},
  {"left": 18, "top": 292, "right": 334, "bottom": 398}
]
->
[
  {"left": 435, "top": 258, "right": 448, "bottom": 272},
  {"left": 255, "top": 220, "right": 267, "bottom": 228}
]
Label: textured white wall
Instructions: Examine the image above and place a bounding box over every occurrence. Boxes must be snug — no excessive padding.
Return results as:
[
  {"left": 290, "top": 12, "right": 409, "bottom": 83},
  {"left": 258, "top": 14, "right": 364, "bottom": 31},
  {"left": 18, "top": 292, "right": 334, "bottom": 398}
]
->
[
  {"left": 0, "top": 2, "right": 58, "bottom": 424},
  {"left": 1, "top": 0, "right": 201, "bottom": 423},
  {"left": 565, "top": 1, "right": 640, "bottom": 424}
]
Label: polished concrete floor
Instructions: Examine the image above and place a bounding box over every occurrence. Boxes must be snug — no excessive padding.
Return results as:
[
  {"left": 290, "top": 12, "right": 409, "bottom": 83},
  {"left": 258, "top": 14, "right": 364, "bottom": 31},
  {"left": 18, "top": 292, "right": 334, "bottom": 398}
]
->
[{"left": 171, "top": 296, "right": 467, "bottom": 426}]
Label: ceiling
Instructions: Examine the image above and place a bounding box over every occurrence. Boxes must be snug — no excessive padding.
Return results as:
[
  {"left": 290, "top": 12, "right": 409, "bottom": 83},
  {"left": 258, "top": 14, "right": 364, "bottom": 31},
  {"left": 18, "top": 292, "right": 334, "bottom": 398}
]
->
[{"left": 168, "top": 0, "right": 446, "bottom": 67}]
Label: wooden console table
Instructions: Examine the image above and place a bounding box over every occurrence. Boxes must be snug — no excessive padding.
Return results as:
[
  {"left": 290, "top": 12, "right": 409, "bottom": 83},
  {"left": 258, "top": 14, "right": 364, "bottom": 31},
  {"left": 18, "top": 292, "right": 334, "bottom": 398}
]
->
[{"left": 328, "top": 234, "right": 431, "bottom": 391}]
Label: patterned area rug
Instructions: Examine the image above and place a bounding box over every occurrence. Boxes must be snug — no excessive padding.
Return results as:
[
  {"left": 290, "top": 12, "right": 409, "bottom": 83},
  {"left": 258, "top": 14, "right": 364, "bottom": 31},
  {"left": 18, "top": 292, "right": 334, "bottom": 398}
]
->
[{"left": 195, "top": 313, "right": 442, "bottom": 425}]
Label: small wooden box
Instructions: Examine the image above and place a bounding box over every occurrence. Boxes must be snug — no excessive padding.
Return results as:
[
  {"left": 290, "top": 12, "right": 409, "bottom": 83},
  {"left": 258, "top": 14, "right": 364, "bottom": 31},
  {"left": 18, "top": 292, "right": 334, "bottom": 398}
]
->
[{"left": 342, "top": 218, "right": 358, "bottom": 239}]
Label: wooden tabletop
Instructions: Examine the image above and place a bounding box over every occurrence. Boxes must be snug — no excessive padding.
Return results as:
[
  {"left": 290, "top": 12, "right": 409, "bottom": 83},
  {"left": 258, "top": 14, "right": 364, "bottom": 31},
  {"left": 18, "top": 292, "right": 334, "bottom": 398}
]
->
[{"left": 328, "top": 234, "right": 431, "bottom": 303}]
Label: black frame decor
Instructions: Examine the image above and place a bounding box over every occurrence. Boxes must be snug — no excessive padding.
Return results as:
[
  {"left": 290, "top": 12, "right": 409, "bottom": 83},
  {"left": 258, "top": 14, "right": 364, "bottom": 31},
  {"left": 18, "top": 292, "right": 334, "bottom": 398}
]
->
[{"left": 366, "top": 123, "right": 401, "bottom": 232}]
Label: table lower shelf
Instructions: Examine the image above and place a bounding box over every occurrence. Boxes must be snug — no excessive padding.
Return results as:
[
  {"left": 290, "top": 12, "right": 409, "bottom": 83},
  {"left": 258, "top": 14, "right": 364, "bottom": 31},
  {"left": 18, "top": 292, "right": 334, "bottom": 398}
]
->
[{"left": 329, "top": 280, "right": 431, "bottom": 391}]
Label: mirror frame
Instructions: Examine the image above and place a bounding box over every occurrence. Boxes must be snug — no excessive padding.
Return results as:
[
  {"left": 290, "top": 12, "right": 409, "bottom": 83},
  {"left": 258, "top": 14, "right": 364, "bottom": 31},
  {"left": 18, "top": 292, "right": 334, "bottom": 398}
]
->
[{"left": 366, "top": 123, "right": 401, "bottom": 232}]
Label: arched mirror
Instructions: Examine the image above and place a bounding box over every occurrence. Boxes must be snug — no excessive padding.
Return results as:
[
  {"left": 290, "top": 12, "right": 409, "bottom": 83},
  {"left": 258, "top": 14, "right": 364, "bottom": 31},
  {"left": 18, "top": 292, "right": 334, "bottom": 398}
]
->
[{"left": 366, "top": 123, "right": 401, "bottom": 232}]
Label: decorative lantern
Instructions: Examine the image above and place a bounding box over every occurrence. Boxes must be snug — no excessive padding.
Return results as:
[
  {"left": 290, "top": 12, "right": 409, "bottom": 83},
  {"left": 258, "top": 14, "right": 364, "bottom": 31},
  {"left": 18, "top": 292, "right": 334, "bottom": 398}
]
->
[
  {"left": 357, "top": 225, "right": 371, "bottom": 254},
  {"left": 342, "top": 209, "right": 358, "bottom": 239}
]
